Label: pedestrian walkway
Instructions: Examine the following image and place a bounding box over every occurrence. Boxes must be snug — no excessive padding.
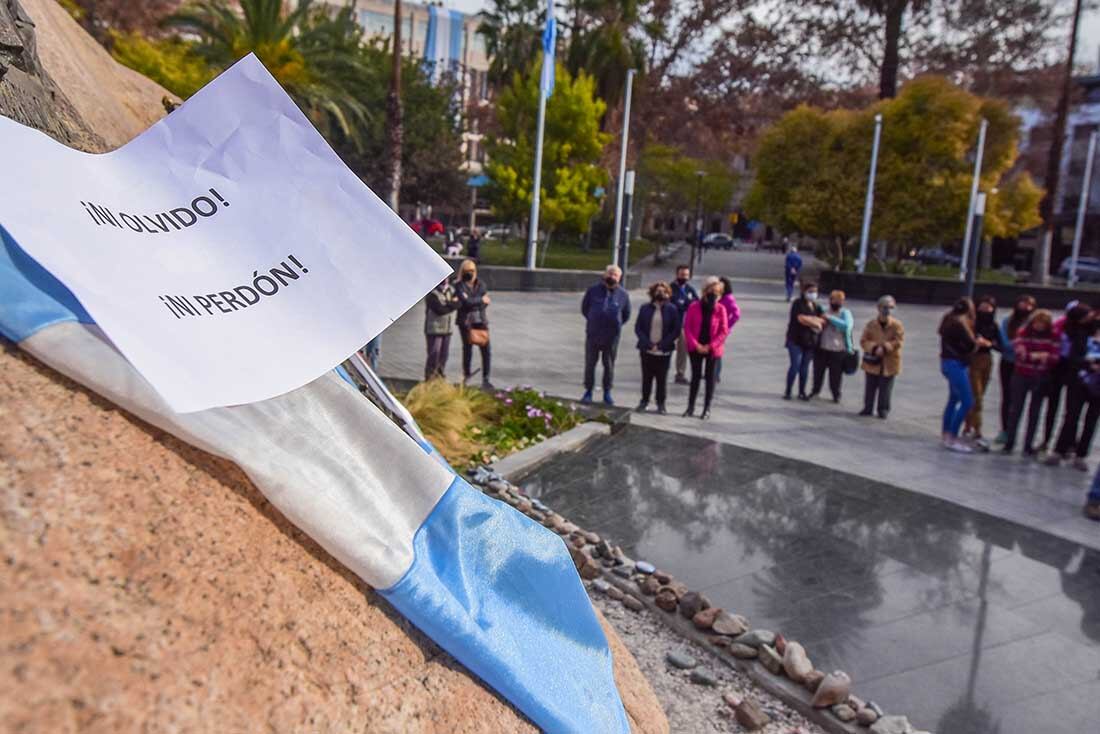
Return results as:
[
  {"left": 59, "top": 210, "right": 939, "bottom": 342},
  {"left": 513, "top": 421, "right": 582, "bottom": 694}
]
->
[
  {"left": 377, "top": 249, "right": 1099, "bottom": 551},
  {"left": 516, "top": 425, "right": 1100, "bottom": 734}
]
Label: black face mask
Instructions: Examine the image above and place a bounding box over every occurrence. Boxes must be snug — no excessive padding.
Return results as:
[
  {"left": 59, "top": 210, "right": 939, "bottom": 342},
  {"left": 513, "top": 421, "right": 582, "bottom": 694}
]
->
[
  {"left": 462, "top": 272, "right": 473, "bottom": 282},
  {"left": 705, "top": 293, "right": 718, "bottom": 303},
  {"left": 676, "top": 276, "right": 689, "bottom": 285},
  {"left": 830, "top": 302, "right": 841, "bottom": 311},
  {"left": 977, "top": 310, "right": 994, "bottom": 324},
  {"left": 604, "top": 277, "right": 618, "bottom": 288}
]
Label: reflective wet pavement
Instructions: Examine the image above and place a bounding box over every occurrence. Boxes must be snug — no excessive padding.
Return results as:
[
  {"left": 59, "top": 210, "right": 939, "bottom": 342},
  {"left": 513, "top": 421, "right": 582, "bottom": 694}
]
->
[{"left": 518, "top": 425, "right": 1100, "bottom": 734}]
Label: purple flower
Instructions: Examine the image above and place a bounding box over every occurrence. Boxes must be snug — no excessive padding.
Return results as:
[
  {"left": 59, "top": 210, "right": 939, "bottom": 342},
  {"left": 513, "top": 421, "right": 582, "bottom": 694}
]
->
[{"left": 504, "top": 398, "right": 513, "bottom": 405}]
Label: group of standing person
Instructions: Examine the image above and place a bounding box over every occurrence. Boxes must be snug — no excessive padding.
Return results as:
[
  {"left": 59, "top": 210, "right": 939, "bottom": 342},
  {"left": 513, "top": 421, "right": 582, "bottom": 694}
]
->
[
  {"left": 422, "top": 259, "right": 493, "bottom": 388},
  {"left": 784, "top": 282, "right": 904, "bottom": 419},
  {"left": 937, "top": 295, "right": 1100, "bottom": 520},
  {"left": 580, "top": 264, "right": 740, "bottom": 420}
]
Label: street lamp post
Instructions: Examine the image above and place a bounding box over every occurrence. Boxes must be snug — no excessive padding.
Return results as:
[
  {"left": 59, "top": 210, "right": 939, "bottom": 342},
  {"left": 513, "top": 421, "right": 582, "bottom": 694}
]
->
[
  {"left": 611, "top": 69, "right": 637, "bottom": 265},
  {"left": 692, "top": 170, "right": 704, "bottom": 271},
  {"left": 857, "top": 113, "right": 883, "bottom": 273},
  {"left": 1069, "top": 129, "right": 1098, "bottom": 287},
  {"left": 959, "top": 118, "right": 988, "bottom": 283},
  {"left": 964, "top": 192, "right": 987, "bottom": 300}
]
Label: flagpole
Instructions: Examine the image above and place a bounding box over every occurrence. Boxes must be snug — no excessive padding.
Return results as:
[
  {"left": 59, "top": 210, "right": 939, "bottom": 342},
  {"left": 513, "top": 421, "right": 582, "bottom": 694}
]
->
[
  {"left": 525, "top": 1, "right": 555, "bottom": 271},
  {"left": 525, "top": 92, "right": 547, "bottom": 270}
]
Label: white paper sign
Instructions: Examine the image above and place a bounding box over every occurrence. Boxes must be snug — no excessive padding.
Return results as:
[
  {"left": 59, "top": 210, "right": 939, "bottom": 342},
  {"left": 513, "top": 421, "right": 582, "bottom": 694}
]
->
[{"left": 0, "top": 54, "right": 451, "bottom": 412}]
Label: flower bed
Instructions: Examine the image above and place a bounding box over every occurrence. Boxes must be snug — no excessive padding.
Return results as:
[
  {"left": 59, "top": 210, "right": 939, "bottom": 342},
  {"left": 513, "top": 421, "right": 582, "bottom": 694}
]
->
[{"left": 402, "top": 380, "right": 583, "bottom": 470}]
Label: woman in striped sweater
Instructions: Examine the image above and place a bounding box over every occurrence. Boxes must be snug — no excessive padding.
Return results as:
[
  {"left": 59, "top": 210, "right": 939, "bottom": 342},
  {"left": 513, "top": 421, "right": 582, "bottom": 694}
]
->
[{"left": 1003, "top": 310, "right": 1061, "bottom": 456}]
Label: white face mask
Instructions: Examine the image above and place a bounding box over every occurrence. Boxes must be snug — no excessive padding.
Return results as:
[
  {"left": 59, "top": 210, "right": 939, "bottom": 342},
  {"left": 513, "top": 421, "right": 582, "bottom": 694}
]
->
[{"left": 806, "top": 291, "right": 818, "bottom": 301}]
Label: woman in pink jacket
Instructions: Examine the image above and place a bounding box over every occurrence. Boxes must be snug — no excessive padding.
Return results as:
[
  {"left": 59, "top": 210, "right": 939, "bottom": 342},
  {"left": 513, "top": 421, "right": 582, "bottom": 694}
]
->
[{"left": 682, "top": 276, "right": 731, "bottom": 419}]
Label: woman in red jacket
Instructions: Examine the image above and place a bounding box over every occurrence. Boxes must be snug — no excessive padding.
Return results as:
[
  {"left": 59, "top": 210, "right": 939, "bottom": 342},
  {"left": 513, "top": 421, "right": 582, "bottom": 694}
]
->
[{"left": 682, "top": 276, "right": 731, "bottom": 420}]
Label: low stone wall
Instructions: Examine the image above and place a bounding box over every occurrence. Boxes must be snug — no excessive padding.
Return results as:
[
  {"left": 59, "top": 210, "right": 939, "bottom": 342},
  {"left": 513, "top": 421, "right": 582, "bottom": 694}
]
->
[
  {"left": 442, "top": 257, "right": 642, "bottom": 291},
  {"left": 819, "top": 270, "right": 1092, "bottom": 309}
]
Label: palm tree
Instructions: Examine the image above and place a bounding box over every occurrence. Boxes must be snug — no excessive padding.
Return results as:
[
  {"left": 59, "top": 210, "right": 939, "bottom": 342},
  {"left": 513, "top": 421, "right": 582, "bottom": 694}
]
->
[
  {"left": 565, "top": 0, "right": 645, "bottom": 111},
  {"left": 477, "top": 0, "right": 544, "bottom": 87},
  {"left": 167, "top": 0, "right": 370, "bottom": 143},
  {"left": 386, "top": 0, "right": 403, "bottom": 211}
]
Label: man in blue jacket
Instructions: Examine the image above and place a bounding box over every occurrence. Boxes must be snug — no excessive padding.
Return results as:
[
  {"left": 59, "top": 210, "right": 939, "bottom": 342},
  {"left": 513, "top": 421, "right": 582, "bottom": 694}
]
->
[
  {"left": 581, "top": 264, "right": 632, "bottom": 405},
  {"left": 784, "top": 243, "right": 803, "bottom": 301},
  {"left": 669, "top": 264, "right": 698, "bottom": 384}
]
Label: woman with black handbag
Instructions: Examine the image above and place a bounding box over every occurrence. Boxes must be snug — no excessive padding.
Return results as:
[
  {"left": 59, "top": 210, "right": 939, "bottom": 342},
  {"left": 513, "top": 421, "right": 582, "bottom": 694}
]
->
[
  {"left": 455, "top": 259, "right": 493, "bottom": 389},
  {"left": 859, "top": 295, "right": 904, "bottom": 419}
]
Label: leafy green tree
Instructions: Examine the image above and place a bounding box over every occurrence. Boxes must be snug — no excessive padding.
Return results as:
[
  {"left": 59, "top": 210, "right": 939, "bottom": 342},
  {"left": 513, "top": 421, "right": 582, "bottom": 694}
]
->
[
  {"left": 746, "top": 76, "right": 1040, "bottom": 262},
  {"left": 330, "top": 44, "right": 468, "bottom": 210},
  {"left": 636, "top": 143, "right": 736, "bottom": 229},
  {"left": 166, "top": 0, "right": 370, "bottom": 142},
  {"left": 486, "top": 64, "right": 610, "bottom": 244},
  {"left": 109, "top": 32, "right": 214, "bottom": 98}
]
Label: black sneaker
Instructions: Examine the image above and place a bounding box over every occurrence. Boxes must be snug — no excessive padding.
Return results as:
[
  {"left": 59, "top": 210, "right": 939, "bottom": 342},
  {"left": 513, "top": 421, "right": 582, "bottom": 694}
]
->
[
  {"left": 682, "top": 408, "right": 695, "bottom": 418},
  {"left": 783, "top": 393, "right": 793, "bottom": 401},
  {"left": 858, "top": 409, "right": 873, "bottom": 416},
  {"left": 798, "top": 393, "right": 811, "bottom": 401},
  {"left": 635, "top": 401, "right": 648, "bottom": 413},
  {"left": 700, "top": 410, "right": 711, "bottom": 420},
  {"left": 657, "top": 405, "right": 667, "bottom": 415},
  {"left": 674, "top": 375, "right": 689, "bottom": 385}
]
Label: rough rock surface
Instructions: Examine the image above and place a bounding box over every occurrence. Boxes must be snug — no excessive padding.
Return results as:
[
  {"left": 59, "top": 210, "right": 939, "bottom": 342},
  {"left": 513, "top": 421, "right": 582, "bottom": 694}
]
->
[
  {"left": 11, "top": 0, "right": 170, "bottom": 149},
  {"left": 0, "top": 0, "right": 103, "bottom": 149},
  {"left": 0, "top": 344, "right": 665, "bottom": 733}
]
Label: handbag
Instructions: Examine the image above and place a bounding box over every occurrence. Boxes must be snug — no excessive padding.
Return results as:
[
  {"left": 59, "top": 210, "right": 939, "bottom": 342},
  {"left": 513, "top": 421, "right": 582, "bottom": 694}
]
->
[
  {"left": 862, "top": 352, "right": 883, "bottom": 367},
  {"left": 842, "top": 349, "right": 861, "bottom": 375},
  {"left": 467, "top": 326, "right": 490, "bottom": 346}
]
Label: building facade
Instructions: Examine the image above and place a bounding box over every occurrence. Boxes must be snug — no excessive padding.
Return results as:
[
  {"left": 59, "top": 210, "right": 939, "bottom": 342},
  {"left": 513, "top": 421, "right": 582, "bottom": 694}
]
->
[{"left": 319, "top": 0, "right": 491, "bottom": 178}]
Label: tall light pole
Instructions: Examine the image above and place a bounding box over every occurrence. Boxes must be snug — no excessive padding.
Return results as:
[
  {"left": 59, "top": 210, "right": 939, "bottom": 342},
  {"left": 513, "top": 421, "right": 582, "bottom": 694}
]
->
[
  {"left": 857, "top": 113, "right": 883, "bottom": 273},
  {"left": 1069, "top": 129, "right": 1098, "bottom": 287},
  {"left": 611, "top": 69, "right": 637, "bottom": 263},
  {"left": 385, "top": 0, "right": 403, "bottom": 212},
  {"left": 964, "top": 192, "right": 987, "bottom": 300},
  {"left": 525, "top": 0, "right": 556, "bottom": 270},
  {"left": 959, "top": 118, "right": 988, "bottom": 283},
  {"left": 692, "top": 170, "right": 704, "bottom": 271}
]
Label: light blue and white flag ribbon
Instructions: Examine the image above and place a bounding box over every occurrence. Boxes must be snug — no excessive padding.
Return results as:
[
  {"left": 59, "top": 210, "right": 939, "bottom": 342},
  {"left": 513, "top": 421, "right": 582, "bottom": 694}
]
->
[
  {"left": 0, "top": 54, "right": 629, "bottom": 732},
  {"left": 540, "top": 0, "right": 557, "bottom": 98}
]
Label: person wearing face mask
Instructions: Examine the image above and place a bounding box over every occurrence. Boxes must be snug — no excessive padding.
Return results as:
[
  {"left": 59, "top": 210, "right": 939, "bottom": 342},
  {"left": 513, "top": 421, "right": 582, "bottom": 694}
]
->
[
  {"left": 1047, "top": 304, "right": 1098, "bottom": 469},
  {"left": 580, "top": 264, "right": 632, "bottom": 405},
  {"left": 962, "top": 296, "right": 1006, "bottom": 450},
  {"left": 859, "top": 295, "right": 904, "bottom": 419},
  {"left": 681, "top": 276, "right": 730, "bottom": 419},
  {"left": 634, "top": 281, "right": 681, "bottom": 414},
  {"left": 809, "top": 290, "right": 855, "bottom": 403},
  {"left": 454, "top": 259, "right": 493, "bottom": 388},
  {"left": 784, "top": 281, "right": 825, "bottom": 400},
  {"left": 715, "top": 276, "right": 741, "bottom": 384},
  {"left": 940, "top": 297, "right": 992, "bottom": 453},
  {"left": 1036, "top": 300, "right": 1082, "bottom": 457},
  {"left": 995, "top": 294, "right": 1036, "bottom": 445},
  {"left": 1004, "top": 309, "right": 1061, "bottom": 456},
  {"left": 669, "top": 264, "right": 699, "bottom": 384}
]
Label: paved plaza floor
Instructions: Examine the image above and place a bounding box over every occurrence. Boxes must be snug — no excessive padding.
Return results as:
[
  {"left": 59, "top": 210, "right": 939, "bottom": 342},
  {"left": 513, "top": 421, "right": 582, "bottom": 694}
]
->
[
  {"left": 517, "top": 426, "right": 1100, "bottom": 734},
  {"left": 378, "top": 249, "right": 1100, "bottom": 550}
]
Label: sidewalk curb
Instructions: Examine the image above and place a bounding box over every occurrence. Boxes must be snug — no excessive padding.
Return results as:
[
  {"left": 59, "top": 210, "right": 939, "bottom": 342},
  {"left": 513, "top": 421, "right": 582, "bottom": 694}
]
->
[{"left": 491, "top": 421, "right": 611, "bottom": 480}]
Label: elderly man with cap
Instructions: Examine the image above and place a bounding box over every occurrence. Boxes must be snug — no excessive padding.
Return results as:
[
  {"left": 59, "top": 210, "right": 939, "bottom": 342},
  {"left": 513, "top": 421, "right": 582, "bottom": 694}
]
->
[
  {"left": 581, "top": 264, "right": 632, "bottom": 405},
  {"left": 859, "top": 295, "right": 905, "bottom": 419}
]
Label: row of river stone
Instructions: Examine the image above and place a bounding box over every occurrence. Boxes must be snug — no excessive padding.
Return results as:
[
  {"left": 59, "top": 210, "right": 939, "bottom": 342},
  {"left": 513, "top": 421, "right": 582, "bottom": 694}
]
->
[{"left": 471, "top": 469, "right": 930, "bottom": 734}]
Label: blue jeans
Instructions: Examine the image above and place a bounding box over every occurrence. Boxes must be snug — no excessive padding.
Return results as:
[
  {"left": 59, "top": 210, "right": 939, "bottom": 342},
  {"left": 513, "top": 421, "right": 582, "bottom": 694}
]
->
[
  {"left": 1090, "top": 465, "right": 1100, "bottom": 503},
  {"left": 941, "top": 358, "right": 973, "bottom": 436},
  {"left": 786, "top": 343, "right": 813, "bottom": 396},
  {"left": 785, "top": 278, "right": 796, "bottom": 300}
]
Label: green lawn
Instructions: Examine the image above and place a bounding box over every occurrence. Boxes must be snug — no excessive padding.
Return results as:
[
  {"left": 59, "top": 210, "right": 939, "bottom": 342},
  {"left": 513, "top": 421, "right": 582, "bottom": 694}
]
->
[{"left": 470, "top": 237, "right": 657, "bottom": 271}]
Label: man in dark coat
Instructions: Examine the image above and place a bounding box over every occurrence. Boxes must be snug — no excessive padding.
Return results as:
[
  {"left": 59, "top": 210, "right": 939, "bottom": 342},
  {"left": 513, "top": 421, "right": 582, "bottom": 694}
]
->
[{"left": 581, "top": 264, "right": 632, "bottom": 405}]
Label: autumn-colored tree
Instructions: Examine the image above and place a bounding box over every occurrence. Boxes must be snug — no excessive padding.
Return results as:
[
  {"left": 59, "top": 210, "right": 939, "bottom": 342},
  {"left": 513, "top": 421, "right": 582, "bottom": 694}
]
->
[{"left": 746, "top": 76, "right": 1043, "bottom": 262}]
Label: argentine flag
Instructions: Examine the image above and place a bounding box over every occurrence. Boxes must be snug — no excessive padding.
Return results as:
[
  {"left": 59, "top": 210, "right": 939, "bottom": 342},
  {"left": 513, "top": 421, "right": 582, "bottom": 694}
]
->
[
  {"left": 0, "top": 64, "right": 629, "bottom": 732},
  {"left": 541, "top": 0, "right": 557, "bottom": 98}
]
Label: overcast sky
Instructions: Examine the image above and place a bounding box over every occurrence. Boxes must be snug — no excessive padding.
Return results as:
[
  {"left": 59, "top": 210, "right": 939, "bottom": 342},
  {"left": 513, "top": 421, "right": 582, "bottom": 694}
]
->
[{"left": 442, "top": 1, "right": 1100, "bottom": 75}]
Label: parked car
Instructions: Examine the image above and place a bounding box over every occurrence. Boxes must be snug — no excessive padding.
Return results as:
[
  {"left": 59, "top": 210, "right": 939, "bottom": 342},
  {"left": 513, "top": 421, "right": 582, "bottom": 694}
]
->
[
  {"left": 410, "top": 218, "right": 445, "bottom": 237},
  {"left": 913, "top": 247, "right": 962, "bottom": 266},
  {"left": 484, "top": 224, "right": 512, "bottom": 240},
  {"left": 1058, "top": 256, "right": 1100, "bottom": 283},
  {"left": 702, "top": 233, "right": 734, "bottom": 250}
]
